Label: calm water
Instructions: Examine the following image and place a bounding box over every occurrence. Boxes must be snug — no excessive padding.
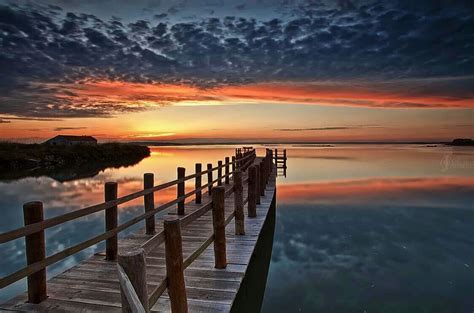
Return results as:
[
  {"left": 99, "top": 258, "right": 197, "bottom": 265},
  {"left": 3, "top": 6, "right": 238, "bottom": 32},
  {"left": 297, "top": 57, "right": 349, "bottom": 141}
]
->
[{"left": 1, "top": 145, "right": 474, "bottom": 312}]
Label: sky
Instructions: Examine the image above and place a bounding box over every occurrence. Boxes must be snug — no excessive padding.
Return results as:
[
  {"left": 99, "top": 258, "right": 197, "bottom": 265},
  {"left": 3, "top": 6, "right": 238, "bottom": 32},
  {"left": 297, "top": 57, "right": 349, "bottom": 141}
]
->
[{"left": 0, "top": 0, "right": 473, "bottom": 143}]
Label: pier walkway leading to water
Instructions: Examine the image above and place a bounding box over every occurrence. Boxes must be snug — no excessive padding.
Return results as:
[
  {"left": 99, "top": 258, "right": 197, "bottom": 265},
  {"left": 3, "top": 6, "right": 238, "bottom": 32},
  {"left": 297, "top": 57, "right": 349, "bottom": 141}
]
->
[{"left": 0, "top": 147, "right": 286, "bottom": 312}]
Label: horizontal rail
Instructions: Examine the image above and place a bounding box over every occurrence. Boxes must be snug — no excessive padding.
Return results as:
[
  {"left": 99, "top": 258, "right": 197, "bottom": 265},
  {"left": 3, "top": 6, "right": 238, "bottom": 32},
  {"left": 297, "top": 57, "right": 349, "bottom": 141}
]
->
[
  {"left": 0, "top": 154, "right": 249, "bottom": 244},
  {"left": 148, "top": 278, "right": 168, "bottom": 308}
]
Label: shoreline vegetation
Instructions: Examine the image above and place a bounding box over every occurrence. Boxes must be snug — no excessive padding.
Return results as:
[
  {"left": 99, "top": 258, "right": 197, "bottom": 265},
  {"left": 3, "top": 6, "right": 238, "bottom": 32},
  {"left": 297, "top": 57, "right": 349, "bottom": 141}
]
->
[{"left": 0, "top": 142, "right": 150, "bottom": 182}]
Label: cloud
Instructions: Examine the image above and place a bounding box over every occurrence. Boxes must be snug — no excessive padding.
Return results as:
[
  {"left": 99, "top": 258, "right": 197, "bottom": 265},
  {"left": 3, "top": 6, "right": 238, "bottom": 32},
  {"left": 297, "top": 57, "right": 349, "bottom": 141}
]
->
[
  {"left": 0, "top": 1, "right": 473, "bottom": 118},
  {"left": 0, "top": 119, "right": 11, "bottom": 123},
  {"left": 53, "top": 127, "right": 88, "bottom": 131},
  {"left": 276, "top": 127, "right": 352, "bottom": 131}
]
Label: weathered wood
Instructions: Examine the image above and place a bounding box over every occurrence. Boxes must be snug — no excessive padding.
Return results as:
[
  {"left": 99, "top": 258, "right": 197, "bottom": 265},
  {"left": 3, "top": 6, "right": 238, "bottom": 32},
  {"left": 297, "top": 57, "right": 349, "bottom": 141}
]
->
[
  {"left": 207, "top": 163, "right": 213, "bottom": 195},
  {"left": 259, "top": 161, "right": 265, "bottom": 197},
  {"left": 248, "top": 166, "right": 257, "bottom": 218},
  {"left": 177, "top": 167, "right": 185, "bottom": 215},
  {"left": 23, "top": 201, "right": 47, "bottom": 303},
  {"left": 211, "top": 186, "right": 227, "bottom": 269},
  {"left": 225, "top": 157, "right": 230, "bottom": 184},
  {"left": 231, "top": 156, "right": 235, "bottom": 174},
  {"left": 233, "top": 171, "right": 245, "bottom": 235},
  {"left": 144, "top": 173, "right": 155, "bottom": 235},
  {"left": 105, "top": 182, "right": 118, "bottom": 261},
  {"left": 117, "top": 249, "right": 149, "bottom": 312},
  {"left": 117, "top": 264, "right": 146, "bottom": 313},
  {"left": 195, "top": 164, "right": 202, "bottom": 204},
  {"left": 164, "top": 219, "right": 188, "bottom": 313},
  {"left": 255, "top": 163, "right": 261, "bottom": 205},
  {"left": 218, "top": 161, "right": 223, "bottom": 186}
]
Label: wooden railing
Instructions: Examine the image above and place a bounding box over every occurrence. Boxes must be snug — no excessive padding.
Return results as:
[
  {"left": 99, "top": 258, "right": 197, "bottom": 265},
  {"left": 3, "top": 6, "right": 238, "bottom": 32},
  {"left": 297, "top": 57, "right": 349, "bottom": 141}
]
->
[
  {"left": 116, "top": 148, "right": 276, "bottom": 312},
  {"left": 0, "top": 147, "right": 266, "bottom": 306}
]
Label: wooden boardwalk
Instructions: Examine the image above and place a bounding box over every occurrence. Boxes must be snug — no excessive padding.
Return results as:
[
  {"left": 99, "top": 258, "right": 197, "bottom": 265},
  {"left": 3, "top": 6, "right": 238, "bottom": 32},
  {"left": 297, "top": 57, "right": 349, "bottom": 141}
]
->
[{"left": 0, "top": 150, "right": 281, "bottom": 312}]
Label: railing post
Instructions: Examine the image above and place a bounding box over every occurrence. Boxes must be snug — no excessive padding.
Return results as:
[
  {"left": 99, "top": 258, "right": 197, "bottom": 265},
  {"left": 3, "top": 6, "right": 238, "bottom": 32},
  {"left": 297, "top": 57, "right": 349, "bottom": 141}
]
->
[
  {"left": 144, "top": 173, "right": 155, "bottom": 235},
  {"left": 164, "top": 219, "right": 188, "bottom": 313},
  {"left": 231, "top": 156, "right": 235, "bottom": 174},
  {"left": 23, "top": 201, "right": 47, "bottom": 303},
  {"left": 225, "top": 157, "right": 230, "bottom": 184},
  {"left": 211, "top": 186, "right": 227, "bottom": 269},
  {"left": 207, "top": 163, "right": 213, "bottom": 195},
  {"left": 259, "top": 160, "right": 265, "bottom": 196},
  {"left": 177, "top": 167, "right": 185, "bottom": 215},
  {"left": 248, "top": 166, "right": 257, "bottom": 218},
  {"left": 195, "top": 163, "right": 202, "bottom": 204},
  {"left": 105, "top": 182, "right": 118, "bottom": 261},
  {"left": 255, "top": 163, "right": 261, "bottom": 204},
  {"left": 118, "top": 248, "right": 149, "bottom": 313},
  {"left": 233, "top": 170, "right": 245, "bottom": 235},
  {"left": 217, "top": 160, "right": 223, "bottom": 186},
  {"left": 275, "top": 148, "right": 278, "bottom": 165}
]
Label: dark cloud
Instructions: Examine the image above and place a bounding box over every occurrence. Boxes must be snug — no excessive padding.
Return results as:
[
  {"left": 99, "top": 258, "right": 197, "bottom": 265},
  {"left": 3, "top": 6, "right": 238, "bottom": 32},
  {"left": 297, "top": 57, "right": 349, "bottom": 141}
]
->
[
  {"left": 0, "top": 1, "right": 472, "bottom": 118},
  {"left": 275, "top": 125, "right": 384, "bottom": 131},
  {"left": 53, "top": 127, "right": 88, "bottom": 131}
]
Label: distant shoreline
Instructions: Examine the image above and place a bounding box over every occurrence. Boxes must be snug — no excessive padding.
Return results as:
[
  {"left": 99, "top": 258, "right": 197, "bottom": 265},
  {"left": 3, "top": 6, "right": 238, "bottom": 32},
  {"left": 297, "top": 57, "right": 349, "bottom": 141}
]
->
[
  {"left": 0, "top": 142, "right": 150, "bottom": 181},
  {"left": 129, "top": 141, "right": 453, "bottom": 147}
]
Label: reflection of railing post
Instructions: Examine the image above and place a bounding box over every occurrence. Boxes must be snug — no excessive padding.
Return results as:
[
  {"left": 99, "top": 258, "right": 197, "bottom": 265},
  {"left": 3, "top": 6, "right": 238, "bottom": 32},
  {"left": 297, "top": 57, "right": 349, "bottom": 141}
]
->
[
  {"left": 225, "top": 157, "right": 230, "bottom": 184},
  {"left": 144, "top": 173, "right": 155, "bottom": 235},
  {"left": 212, "top": 186, "right": 227, "bottom": 268},
  {"left": 248, "top": 166, "right": 257, "bottom": 218},
  {"left": 177, "top": 167, "right": 185, "bottom": 215},
  {"left": 164, "top": 219, "right": 188, "bottom": 313},
  {"left": 233, "top": 171, "right": 245, "bottom": 235},
  {"left": 207, "top": 163, "right": 213, "bottom": 195},
  {"left": 218, "top": 160, "right": 223, "bottom": 186},
  {"left": 118, "top": 248, "right": 149, "bottom": 312},
  {"left": 105, "top": 182, "right": 118, "bottom": 261},
  {"left": 195, "top": 163, "right": 202, "bottom": 204},
  {"left": 23, "top": 201, "right": 47, "bottom": 303}
]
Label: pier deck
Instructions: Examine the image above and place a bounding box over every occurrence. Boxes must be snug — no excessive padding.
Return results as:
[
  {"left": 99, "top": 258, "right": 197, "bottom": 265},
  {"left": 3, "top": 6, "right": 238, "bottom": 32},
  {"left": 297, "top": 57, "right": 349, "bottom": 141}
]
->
[{"left": 0, "top": 151, "right": 279, "bottom": 312}]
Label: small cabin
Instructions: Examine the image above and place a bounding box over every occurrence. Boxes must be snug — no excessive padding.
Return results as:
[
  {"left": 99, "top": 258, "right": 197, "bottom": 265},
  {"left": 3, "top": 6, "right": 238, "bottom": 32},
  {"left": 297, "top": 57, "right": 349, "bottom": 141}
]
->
[{"left": 44, "top": 135, "right": 97, "bottom": 146}]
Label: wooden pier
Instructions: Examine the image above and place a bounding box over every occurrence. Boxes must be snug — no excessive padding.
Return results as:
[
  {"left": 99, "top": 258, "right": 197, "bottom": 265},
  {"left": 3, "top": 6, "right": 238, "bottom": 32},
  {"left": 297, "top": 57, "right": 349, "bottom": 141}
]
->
[{"left": 0, "top": 148, "right": 286, "bottom": 312}]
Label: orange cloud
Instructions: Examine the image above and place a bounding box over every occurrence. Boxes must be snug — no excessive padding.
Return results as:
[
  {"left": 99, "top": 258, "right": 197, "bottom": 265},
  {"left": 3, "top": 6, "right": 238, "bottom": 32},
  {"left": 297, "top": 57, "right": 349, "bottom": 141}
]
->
[{"left": 44, "top": 78, "right": 474, "bottom": 112}]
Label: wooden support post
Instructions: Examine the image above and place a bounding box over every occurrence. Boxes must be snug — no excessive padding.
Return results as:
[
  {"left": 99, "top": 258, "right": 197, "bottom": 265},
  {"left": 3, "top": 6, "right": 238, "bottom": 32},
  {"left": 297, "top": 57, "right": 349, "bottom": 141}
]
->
[
  {"left": 259, "top": 161, "right": 265, "bottom": 196},
  {"left": 23, "top": 201, "right": 47, "bottom": 303},
  {"left": 217, "top": 160, "right": 223, "bottom": 186},
  {"left": 225, "top": 157, "right": 230, "bottom": 184},
  {"left": 275, "top": 148, "right": 278, "bottom": 165},
  {"left": 255, "top": 163, "right": 261, "bottom": 204},
  {"left": 144, "top": 173, "right": 155, "bottom": 235},
  {"left": 248, "top": 166, "right": 257, "bottom": 217},
  {"left": 231, "top": 156, "right": 235, "bottom": 174},
  {"left": 233, "top": 170, "right": 245, "bottom": 235},
  {"left": 207, "top": 163, "right": 213, "bottom": 195},
  {"left": 211, "top": 186, "right": 227, "bottom": 269},
  {"left": 118, "top": 249, "right": 149, "bottom": 313},
  {"left": 164, "top": 219, "right": 188, "bottom": 313},
  {"left": 177, "top": 167, "right": 185, "bottom": 215},
  {"left": 105, "top": 182, "right": 118, "bottom": 261},
  {"left": 195, "top": 163, "right": 202, "bottom": 204}
]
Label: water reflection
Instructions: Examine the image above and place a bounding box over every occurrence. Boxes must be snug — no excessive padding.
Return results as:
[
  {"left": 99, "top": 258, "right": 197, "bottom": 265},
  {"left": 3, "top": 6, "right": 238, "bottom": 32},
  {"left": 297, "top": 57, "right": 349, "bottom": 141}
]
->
[{"left": 262, "top": 145, "right": 474, "bottom": 313}]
